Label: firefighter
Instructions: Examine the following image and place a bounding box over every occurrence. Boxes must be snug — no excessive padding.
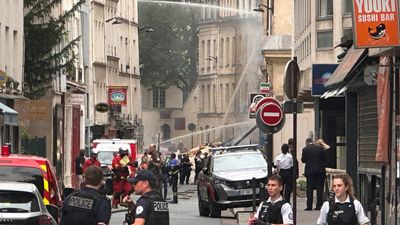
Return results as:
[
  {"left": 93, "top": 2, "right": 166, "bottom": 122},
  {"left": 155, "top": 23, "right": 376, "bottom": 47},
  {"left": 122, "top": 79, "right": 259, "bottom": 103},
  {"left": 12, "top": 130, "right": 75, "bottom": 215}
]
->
[
  {"left": 83, "top": 148, "right": 101, "bottom": 172},
  {"left": 111, "top": 147, "right": 133, "bottom": 208}
]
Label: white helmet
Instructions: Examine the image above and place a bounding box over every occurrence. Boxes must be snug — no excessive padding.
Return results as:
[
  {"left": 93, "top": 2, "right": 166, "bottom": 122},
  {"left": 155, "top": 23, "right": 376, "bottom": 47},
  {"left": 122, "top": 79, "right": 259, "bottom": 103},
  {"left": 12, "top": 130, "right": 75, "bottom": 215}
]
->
[{"left": 91, "top": 148, "right": 99, "bottom": 154}]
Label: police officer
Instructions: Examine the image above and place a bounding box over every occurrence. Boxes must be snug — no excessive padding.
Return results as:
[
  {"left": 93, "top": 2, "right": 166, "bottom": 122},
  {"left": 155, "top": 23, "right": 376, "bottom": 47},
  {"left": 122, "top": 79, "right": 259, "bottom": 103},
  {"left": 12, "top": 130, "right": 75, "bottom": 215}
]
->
[
  {"left": 317, "top": 173, "right": 369, "bottom": 225},
  {"left": 273, "top": 143, "right": 293, "bottom": 202},
  {"left": 60, "top": 165, "right": 111, "bottom": 225},
  {"left": 168, "top": 153, "right": 179, "bottom": 203},
  {"left": 250, "top": 174, "right": 293, "bottom": 225},
  {"left": 125, "top": 170, "right": 169, "bottom": 225}
]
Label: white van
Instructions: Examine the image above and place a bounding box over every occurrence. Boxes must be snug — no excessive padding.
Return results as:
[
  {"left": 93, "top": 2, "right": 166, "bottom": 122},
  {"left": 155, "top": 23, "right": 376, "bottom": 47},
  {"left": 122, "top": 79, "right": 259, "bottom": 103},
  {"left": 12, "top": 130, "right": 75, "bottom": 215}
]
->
[{"left": 92, "top": 139, "right": 137, "bottom": 166}]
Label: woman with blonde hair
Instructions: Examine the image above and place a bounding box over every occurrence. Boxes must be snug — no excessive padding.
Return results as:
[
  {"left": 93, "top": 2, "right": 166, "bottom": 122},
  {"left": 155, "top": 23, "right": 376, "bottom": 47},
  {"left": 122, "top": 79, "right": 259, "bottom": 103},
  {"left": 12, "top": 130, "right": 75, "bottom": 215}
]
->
[
  {"left": 317, "top": 173, "right": 369, "bottom": 225},
  {"left": 316, "top": 139, "right": 330, "bottom": 150}
]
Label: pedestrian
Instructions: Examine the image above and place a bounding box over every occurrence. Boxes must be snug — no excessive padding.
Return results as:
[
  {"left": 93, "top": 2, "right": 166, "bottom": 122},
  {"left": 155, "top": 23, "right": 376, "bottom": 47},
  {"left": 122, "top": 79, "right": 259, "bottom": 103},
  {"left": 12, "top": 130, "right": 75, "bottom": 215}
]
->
[
  {"left": 148, "top": 144, "right": 162, "bottom": 192},
  {"left": 160, "top": 156, "right": 170, "bottom": 200},
  {"left": 83, "top": 148, "right": 101, "bottom": 172},
  {"left": 168, "top": 153, "right": 179, "bottom": 203},
  {"left": 60, "top": 165, "right": 111, "bottom": 225},
  {"left": 123, "top": 170, "right": 170, "bottom": 225},
  {"left": 180, "top": 154, "right": 192, "bottom": 185},
  {"left": 194, "top": 151, "right": 202, "bottom": 183},
  {"left": 75, "top": 149, "right": 86, "bottom": 189},
  {"left": 111, "top": 147, "right": 133, "bottom": 208},
  {"left": 274, "top": 143, "right": 293, "bottom": 202},
  {"left": 317, "top": 173, "right": 369, "bottom": 225},
  {"left": 287, "top": 138, "right": 299, "bottom": 179},
  {"left": 249, "top": 174, "right": 293, "bottom": 225},
  {"left": 301, "top": 138, "right": 326, "bottom": 210}
]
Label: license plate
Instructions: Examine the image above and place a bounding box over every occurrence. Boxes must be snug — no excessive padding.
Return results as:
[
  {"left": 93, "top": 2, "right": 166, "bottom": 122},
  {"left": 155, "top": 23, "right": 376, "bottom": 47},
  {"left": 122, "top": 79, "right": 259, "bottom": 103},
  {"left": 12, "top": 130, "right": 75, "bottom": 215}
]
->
[{"left": 239, "top": 189, "right": 253, "bottom": 195}]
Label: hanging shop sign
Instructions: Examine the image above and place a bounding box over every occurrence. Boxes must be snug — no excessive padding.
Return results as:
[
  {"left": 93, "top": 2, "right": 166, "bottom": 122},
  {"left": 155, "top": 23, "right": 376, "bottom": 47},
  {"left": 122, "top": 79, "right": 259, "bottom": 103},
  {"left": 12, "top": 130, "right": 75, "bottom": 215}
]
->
[
  {"left": 353, "top": 0, "right": 400, "bottom": 48},
  {"left": 108, "top": 86, "right": 128, "bottom": 106},
  {"left": 95, "top": 102, "right": 109, "bottom": 113},
  {"left": 0, "top": 70, "right": 8, "bottom": 86}
]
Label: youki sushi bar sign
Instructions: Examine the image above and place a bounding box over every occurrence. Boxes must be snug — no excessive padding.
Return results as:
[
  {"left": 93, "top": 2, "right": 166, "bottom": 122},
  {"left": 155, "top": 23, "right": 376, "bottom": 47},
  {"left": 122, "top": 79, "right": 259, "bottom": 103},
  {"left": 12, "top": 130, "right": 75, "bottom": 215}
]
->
[
  {"left": 108, "top": 86, "right": 128, "bottom": 106},
  {"left": 353, "top": 0, "right": 400, "bottom": 48}
]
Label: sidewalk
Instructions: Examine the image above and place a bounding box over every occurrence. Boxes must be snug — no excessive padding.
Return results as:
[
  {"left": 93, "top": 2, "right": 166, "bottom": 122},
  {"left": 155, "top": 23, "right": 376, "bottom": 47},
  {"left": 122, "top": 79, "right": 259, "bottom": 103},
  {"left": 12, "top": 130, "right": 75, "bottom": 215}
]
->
[{"left": 235, "top": 197, "right": 321, "bottom": 225}]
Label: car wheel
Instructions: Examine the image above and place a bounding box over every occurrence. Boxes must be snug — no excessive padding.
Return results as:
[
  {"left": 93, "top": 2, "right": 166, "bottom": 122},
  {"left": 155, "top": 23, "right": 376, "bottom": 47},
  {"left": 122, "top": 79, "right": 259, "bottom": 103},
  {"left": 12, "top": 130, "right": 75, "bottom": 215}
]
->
[
  {"left": 198, "top": 192, "right": 210, "bottom": 216},
  {"left": 208, "top": 194, "right": 221, "bottom": 218}
]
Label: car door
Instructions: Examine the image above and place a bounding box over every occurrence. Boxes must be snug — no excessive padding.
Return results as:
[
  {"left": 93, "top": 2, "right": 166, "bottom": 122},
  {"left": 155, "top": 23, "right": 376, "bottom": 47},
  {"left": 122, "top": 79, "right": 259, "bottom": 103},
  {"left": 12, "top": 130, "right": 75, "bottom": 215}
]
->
[{"left": 198, "top": 156, "right": 213, "bottom": 201}]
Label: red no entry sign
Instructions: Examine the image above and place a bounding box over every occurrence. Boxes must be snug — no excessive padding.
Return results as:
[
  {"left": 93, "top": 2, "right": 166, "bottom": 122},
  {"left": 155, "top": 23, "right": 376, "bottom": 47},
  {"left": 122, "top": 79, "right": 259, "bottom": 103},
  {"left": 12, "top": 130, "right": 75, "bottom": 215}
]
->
[{"left": 260, "top": 102, "right": 283, "bottom": 126}]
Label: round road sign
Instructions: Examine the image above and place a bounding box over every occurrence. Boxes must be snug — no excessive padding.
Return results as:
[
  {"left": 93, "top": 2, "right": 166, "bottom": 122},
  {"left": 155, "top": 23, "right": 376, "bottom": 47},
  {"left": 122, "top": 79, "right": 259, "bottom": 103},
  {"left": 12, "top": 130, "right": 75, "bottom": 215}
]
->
[
  {"left": 260, "top": 102, "right": 283, "bottom": 126},
  {"left": 255, "top": 97, "right": 281, "bottom": 112}
]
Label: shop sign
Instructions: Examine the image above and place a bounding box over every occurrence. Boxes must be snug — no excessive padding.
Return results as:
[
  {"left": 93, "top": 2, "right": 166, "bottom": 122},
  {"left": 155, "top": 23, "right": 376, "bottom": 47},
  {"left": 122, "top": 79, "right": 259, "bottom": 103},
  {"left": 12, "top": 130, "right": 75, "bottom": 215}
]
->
[
  {"left": 0, "top": 70, "right": 8, "bottom": 86},
  {"left": 108, "top": 86, "right": 128, "bottom": 106},
  {"left": 312, "top": 64, "right": 338, "bottom": 96},
  {"left": 95, "top": 102, "right": 109, "bottom": 113},
  {"left": 353, "top": 0, "right": 400, "bottom": 48}
]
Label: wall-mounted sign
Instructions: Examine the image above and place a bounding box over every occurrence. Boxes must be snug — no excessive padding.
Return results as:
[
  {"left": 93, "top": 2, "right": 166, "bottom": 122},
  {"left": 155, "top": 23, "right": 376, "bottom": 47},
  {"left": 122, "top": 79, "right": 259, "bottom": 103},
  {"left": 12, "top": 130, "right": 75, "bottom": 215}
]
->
[
  {"left": 0, "top": 70, "right": 8, "bottom": 86},
  {"left": 353, "top": 0, "right": 400, "bottom": 48},
  {"left": 312, "top": 64, "right": 338, "bottom": 96},
  {"left": 95, "top": 102, "right": 109, "bottom": 113},
  {"left": 108, "top": 86, "right": 128, "bottom": 106}
]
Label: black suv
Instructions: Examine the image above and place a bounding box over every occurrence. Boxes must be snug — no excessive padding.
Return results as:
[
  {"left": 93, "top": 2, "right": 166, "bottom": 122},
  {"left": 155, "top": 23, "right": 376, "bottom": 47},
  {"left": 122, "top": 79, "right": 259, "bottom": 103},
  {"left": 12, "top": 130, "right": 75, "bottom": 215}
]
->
[{"left": 196, "top": 145, "right": 269, "bottom": 217}]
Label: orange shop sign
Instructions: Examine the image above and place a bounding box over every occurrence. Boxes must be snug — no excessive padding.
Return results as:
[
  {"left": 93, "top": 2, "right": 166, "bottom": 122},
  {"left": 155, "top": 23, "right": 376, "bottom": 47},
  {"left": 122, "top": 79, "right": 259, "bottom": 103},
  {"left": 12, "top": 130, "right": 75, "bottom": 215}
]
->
[
  {"left": 108, "top": 86, "right": 128, "bottom": 106},
  {"left": 353, "top": 0, "right": 400, "bottom": 48}
]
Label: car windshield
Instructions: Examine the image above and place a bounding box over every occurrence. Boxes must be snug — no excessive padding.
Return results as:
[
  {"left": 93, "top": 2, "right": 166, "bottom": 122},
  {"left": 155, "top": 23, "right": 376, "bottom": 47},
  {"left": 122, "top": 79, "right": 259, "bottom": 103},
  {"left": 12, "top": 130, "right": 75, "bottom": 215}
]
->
[
  {"left": 0, "top": 167, "right": 44, "bottom": 197},
  {"left": 98, "top": 151, "right": 115, "bottom": 165},
  {"left": 213, "top": 152, "right": 267, "bottom": 172},
  {"left": 0, "top": 191, "right": 40, "bottom": 212}
]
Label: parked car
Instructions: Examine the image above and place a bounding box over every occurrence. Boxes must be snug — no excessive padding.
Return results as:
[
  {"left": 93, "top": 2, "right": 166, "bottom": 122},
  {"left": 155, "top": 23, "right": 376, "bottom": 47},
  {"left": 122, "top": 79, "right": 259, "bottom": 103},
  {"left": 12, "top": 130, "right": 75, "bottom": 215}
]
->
[
  {"left": 196, "top": 144, "right": 268, "bottom": 217},
  {"left": 0, "top": 182, "right": 58, "bottom": 225}
]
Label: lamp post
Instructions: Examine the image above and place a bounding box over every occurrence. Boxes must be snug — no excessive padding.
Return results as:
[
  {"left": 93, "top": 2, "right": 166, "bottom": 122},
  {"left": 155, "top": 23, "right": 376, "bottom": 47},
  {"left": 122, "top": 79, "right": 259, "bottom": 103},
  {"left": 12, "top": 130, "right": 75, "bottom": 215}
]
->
[
  {"left": 105, "top": 17, "right": 122, "bottom": 25},
  {"left": 139, "top": 25, "right": 154, "bottom": 32},
  {"left": 253, "top": 1, "right": 274, "bottom": 35}
]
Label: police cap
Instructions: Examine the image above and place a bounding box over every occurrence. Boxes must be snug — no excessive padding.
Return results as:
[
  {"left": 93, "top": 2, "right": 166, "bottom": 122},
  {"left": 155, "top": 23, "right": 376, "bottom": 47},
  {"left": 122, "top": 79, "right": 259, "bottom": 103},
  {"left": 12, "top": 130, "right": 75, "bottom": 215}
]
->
[{"left": 128, "top": 170, "right": 157, "bottom": 185}]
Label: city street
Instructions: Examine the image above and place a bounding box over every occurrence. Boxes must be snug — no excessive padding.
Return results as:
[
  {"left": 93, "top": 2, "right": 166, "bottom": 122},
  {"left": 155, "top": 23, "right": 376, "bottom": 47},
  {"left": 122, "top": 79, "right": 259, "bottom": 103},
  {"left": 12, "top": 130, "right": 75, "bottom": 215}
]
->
[{"left": 109, "top": 184, "right": 237, "bottom": 225}]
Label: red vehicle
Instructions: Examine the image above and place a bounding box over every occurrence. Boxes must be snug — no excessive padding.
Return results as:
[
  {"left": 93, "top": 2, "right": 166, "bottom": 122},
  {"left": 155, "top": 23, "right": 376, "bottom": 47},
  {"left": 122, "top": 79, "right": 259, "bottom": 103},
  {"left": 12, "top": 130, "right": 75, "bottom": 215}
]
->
[{"left": 0, "top": 146, "right": 63, "bottom": 209}]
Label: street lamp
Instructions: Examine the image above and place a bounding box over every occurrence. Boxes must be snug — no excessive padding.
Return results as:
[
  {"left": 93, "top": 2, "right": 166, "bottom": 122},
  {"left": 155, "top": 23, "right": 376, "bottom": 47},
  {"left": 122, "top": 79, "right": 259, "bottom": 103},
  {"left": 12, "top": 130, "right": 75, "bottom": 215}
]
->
[
  {"left": 139, "top": 26, "right": 154, "bottom": 32},
  {"left": 105, "top": 17, "right": 122, "bottom": 25},
  {"left": 253, "top": 4, "right": 274, "bottom": 13}
]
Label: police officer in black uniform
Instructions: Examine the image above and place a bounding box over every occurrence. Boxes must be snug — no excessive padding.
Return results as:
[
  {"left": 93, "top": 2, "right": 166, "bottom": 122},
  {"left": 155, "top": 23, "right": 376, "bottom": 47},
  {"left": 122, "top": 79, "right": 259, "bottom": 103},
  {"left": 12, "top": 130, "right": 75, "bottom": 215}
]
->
[
  {"left": 250, "top": 175, "right": 293, "bottom": 225},
  {"left": 60, "top": 165, "right": 111, "bottom": 225},
  {"left": 317, "top": 173, "right": 369, "bottom": 225},
  {"left": 124, "top": 170, "right": 169, "bottom": 225}
]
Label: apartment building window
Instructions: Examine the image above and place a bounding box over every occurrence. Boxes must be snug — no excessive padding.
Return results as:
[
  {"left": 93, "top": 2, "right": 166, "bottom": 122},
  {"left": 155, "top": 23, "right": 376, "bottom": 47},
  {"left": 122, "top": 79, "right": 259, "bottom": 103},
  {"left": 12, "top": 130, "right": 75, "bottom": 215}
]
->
[
  {"left": 318, "top": 0, "right": 333, "bottom": 18},
  {"left": 343, "top": 0, "right": 353, "bottom": 14},
  {"left": 153, "top": 87, "right": 165, "bottom": 108},
  {"left": 317, "top": 30, "right": 333, "bottom": 49}
]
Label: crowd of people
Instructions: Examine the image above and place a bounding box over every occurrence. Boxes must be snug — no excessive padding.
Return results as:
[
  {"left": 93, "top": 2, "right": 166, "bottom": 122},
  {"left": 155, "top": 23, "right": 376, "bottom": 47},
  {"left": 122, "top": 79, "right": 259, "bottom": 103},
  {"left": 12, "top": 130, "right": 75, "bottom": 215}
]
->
[{"left": 66, "top": 138, "right": 370, "bottom": 225}]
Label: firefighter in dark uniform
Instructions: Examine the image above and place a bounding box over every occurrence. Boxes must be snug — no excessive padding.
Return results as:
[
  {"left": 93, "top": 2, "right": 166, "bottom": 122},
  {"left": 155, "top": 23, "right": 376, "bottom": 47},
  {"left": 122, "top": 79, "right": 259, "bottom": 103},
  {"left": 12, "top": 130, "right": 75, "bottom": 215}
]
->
[
  {"left": 317, "top": 173, "right": 369, "bottom": 225},
  {"left": 250, "top": 175, "right": 293, "bottom": 225},
  {"left": 60, "top": 165, "right": 111, "bottom": 225},
  {"left": 123, "top": 170, "right": 169, "bottom": 225}
]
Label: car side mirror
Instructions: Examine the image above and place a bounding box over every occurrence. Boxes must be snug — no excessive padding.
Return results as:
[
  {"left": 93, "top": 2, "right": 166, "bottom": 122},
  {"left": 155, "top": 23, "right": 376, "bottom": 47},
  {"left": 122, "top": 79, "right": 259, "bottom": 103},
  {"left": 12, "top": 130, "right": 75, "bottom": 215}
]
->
[
  {"left": 62, "top": 187, "right": 75, "bottom": 200},
  {"left": 46, "top": 204, "right": 59, "bottom": 222}
]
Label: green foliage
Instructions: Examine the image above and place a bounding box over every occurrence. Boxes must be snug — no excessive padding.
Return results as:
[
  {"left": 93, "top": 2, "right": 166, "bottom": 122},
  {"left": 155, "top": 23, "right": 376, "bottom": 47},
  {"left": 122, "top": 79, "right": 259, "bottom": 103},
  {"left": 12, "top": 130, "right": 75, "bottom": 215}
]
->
[
  {"left": 139, "top": 2, "right": 199, "bottom": 92},
  {"left": 23, "top": 0, "right": 84, "bottom": 99}
]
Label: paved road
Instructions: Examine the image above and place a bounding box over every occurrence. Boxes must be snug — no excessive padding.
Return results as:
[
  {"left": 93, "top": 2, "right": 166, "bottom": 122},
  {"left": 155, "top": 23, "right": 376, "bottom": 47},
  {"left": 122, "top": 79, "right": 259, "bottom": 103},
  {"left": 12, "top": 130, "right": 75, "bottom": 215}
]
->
[{"left": 109, "top": 184, "right": 237, "bottom": 225}]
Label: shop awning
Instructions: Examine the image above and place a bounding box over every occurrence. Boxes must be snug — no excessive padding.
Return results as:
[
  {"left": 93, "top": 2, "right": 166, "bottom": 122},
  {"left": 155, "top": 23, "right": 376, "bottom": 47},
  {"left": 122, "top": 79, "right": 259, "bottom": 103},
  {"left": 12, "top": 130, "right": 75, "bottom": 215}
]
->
[
  {"left": 325, "top": 47, "right": 368, "bottom": 87},
  {"left": 0, "top": 102, "right": 18, "bottom": 126}
]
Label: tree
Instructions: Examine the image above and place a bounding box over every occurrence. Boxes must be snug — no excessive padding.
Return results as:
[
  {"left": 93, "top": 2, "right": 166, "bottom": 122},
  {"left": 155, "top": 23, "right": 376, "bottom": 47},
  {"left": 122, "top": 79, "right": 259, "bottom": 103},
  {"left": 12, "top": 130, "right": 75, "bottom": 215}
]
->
[
  {"left": 23, "top": 0, "right": 83, "bottom": 99},
  {"left": 139, "top": 2, "right": 199, "bottom": 94}
]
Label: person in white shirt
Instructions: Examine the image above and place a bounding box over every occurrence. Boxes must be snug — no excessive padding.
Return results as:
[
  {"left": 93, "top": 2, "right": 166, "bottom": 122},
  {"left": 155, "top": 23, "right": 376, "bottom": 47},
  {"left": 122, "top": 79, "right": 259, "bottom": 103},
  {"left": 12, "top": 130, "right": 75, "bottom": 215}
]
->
[
  {"left": 250, "top": 174, "right": 293, "bottom": 225},
  {"left": 317, "top": 173, "right": 369, "bottom": 225},
  {"left": 274, "top": 143, "right": 294, "bottom": 202}
]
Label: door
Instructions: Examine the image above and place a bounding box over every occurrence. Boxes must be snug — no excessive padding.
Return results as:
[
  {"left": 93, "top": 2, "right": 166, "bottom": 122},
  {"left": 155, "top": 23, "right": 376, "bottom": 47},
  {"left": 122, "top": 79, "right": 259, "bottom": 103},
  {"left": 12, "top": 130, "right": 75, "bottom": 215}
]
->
[{"left": 72, "top": 105, "right": 80, "bottom": 174}]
